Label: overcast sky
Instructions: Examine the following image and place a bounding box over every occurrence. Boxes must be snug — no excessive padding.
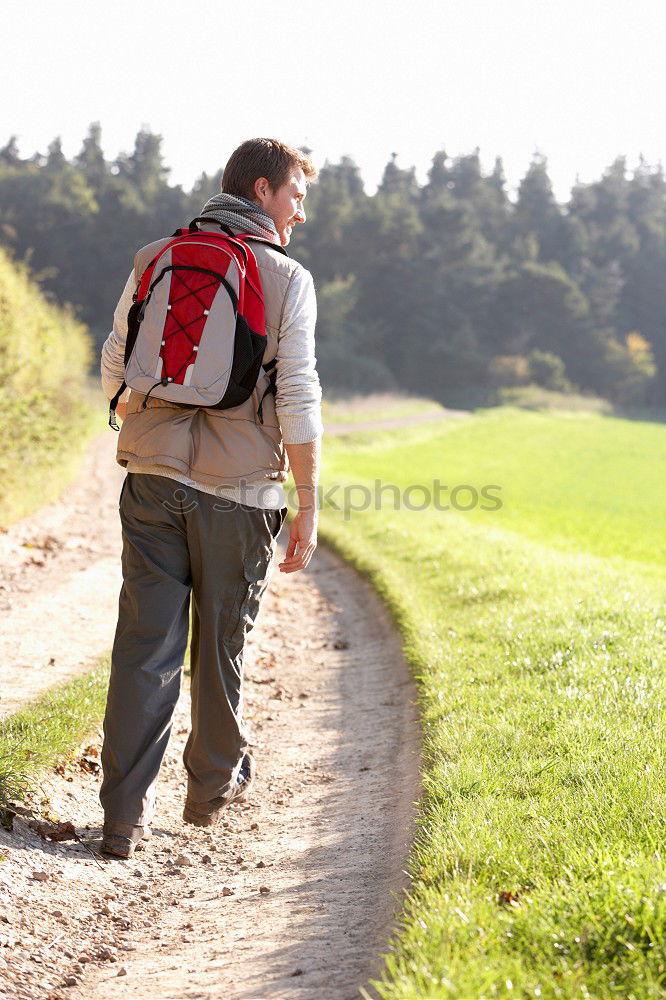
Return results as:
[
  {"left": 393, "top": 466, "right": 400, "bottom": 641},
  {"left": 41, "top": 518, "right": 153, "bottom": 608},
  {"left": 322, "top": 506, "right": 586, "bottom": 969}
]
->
[{"left": 3, "top": 0, "right": 665, "bottom": 201}]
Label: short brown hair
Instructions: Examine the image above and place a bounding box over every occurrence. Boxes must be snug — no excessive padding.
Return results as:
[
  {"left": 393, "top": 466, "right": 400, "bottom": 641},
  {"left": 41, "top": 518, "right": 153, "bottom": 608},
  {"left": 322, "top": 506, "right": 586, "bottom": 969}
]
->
[{"left": 222, "top": 138, "right": 317, "bottom": 201}]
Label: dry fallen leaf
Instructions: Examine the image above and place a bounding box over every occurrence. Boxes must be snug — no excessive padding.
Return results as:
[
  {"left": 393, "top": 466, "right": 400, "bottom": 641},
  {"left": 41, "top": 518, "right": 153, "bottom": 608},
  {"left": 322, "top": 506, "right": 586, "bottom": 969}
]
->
[
  {"left": 29, "top": 819, "right": 78, "bottom": 843},
  {"left": 79, "top": 755, "right": 101, "bottom": 775}
]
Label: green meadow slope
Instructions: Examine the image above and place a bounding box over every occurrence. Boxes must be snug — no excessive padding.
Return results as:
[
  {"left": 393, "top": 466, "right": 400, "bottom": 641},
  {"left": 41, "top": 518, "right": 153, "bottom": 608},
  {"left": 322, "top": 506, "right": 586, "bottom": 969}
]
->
[
  {"left": 319, "top": 408, "right": 666, "bottom": 999},
  {"left": 323, "top": 408, "right": 665, "bottom": 568},
  {"left": 0, "top": 249, "right": 98, "bottom": 526}
]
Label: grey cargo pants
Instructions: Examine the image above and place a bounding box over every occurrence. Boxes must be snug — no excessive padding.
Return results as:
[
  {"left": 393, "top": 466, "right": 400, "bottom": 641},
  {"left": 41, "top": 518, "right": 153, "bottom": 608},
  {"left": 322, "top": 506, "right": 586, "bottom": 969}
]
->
[{"left": 100, "top": 472, "right": 285, "bottom": 831}]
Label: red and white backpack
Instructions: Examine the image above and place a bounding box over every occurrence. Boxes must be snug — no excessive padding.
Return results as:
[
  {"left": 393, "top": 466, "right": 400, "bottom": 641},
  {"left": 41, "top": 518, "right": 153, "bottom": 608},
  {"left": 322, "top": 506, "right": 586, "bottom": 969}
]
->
[{"left": 109, "top": 218, "right": 285, "bottom": 430}]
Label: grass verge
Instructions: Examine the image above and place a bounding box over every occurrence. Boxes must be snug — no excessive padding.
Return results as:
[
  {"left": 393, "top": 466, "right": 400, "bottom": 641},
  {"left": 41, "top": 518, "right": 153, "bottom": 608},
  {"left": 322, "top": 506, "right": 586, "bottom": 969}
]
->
[
  {"left": 0, "top": 393, "right": 101, "bottom": 527},
  {"left": 319, "top": 408, "right": 666, "bottom": 999},
  {"left": 0, "top": 246, "right": 101, "bottom": 528},
  {"left": 0, "top": 658, "right": 110, "bottom": 820},
  {"left": 0, "top": 625, "right": 194, "bottom": 821}
]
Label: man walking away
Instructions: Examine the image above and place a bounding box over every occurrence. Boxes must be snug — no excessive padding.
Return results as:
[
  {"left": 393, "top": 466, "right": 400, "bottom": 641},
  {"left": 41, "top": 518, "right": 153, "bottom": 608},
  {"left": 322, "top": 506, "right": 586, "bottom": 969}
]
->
[{"left": 99, "top": 139, "right": 322, "bottom": 858}]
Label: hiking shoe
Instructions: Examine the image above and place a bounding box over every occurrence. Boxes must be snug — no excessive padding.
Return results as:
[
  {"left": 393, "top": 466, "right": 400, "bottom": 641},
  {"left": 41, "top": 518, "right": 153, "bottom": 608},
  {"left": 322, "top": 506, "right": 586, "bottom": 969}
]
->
[
  {"left": 101, "top": 834, "right": 137, "bottom": 859},
  {"left": 232, "top": 753, "right": 256, "bottom": 804},
  {"left": 101, "top": 824, "right": 150, "bottom": 859},
  {"left": 135, "top": 826, "right": 152, "bottom": 851},
  {"left": 183, "top": 754, "right": 256, "bottom": 828}
]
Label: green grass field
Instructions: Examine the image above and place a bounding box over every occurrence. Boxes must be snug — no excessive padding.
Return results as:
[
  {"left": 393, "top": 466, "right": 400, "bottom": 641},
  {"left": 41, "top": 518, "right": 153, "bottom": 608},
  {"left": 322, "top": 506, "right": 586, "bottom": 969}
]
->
[
  {"left": 319, "top": 406, "right": 666, "bottom": 999},
  {"left": 325, "top": 408, "right": 666, "bottom": 568}
]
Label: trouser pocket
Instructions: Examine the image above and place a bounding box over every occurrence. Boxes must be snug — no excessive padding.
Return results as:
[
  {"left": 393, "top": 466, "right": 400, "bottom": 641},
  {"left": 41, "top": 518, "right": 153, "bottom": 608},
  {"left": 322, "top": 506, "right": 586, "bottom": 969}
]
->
[
  {"left": 226, "top": 577, "right": 264, "bottom": 652},
  {"left": 223, "top": 507, "right": 284, "bottom": 652}
]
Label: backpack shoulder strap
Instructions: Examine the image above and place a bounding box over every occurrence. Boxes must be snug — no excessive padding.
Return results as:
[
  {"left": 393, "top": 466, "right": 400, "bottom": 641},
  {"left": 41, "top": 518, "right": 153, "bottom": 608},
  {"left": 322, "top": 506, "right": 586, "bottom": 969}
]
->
[
  {"left": 188, "top": 218, "right": 289, "bottom": 257},
  {"left": 238, "top": 234, "right": 289, "bottom": 257}
]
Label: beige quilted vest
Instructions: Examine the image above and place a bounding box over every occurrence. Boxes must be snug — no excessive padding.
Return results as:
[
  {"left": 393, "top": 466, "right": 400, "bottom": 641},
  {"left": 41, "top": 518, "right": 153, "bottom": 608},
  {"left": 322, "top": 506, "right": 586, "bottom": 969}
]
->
[{"left": 116, "top": 231, "right": 303, "bottom": 487}]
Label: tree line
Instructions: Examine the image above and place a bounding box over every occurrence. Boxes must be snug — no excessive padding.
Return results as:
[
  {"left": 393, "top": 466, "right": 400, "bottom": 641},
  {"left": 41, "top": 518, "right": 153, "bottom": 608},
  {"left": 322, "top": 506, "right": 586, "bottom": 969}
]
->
[{"left": 0, "top": 125, "right": 663, "bottom": 405}]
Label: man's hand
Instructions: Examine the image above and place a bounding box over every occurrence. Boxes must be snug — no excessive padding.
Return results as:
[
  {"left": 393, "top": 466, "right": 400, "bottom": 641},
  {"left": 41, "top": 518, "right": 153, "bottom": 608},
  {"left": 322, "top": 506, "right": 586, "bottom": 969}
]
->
[
  {"left": 279, "top": 437, "right": 321, "bottom": 574},
  {"left": 279, "top": 508, "right": 318, "bottom": 574}
]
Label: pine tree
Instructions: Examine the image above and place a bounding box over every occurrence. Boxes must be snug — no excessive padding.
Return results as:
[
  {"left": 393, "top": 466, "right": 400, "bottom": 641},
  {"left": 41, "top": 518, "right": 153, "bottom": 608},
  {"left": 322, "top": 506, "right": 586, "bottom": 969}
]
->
[{"left": 75, "top": 123, "right": 107, "bottom": 190}]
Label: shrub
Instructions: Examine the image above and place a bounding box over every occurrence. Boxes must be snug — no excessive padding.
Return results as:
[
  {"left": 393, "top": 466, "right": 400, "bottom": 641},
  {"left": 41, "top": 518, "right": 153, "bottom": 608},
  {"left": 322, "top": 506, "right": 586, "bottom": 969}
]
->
[
  {"left": 0, "top": 248, "right": 94, "bottom": 524},
  {"left": 496, "top": 384, "right": 612, "bottom": 413},
  {"left": 527, "top": 349, "right": 574, "bottom": 392},
  {"left": 487, "top": 354, "right": 531, "bottom": 388}
]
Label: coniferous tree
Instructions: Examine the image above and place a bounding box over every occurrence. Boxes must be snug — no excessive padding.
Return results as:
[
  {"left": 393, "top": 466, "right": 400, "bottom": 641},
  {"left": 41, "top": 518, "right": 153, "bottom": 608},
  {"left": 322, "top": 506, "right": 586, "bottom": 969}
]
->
[
  {"left": 75, "top": 123, "right": 107, "bottom": 191},
  {"left": 0, "top": 136, "right": 21, "bottom": 167},
  {"left": 0, "top": 127, "right": 662, "bottom": 403}
]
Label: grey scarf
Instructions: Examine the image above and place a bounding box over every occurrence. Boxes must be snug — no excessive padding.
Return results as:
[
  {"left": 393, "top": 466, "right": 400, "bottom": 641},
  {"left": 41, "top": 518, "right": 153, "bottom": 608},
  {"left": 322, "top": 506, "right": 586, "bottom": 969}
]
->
[{"left": 198, "top": 192, "right": 279, "bottom": 244}]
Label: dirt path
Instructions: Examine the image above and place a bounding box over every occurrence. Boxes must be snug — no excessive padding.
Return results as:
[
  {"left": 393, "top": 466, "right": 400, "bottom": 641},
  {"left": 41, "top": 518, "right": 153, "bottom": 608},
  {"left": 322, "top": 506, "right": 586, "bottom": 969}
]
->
[
  {"left": 0, "top": 436, "right": 125, "bottom": 718},
  {"left": 0, "top": 434, "right": 421, "bottom": 999}
]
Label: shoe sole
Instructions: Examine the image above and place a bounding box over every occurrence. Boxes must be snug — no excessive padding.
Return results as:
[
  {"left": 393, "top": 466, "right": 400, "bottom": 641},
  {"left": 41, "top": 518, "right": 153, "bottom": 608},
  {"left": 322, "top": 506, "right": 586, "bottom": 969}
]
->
[
  {"left": 182, "top": 808, "right": 217, "bottom": 828},
  {"left": 101, "top": 835, "right": 136, "bottom": 859}
]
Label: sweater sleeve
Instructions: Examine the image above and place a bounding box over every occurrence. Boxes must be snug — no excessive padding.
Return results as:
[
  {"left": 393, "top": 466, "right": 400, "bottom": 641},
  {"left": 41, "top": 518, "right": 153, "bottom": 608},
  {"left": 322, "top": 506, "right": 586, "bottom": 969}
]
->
[
  {"left": 100, "top": 270, "right": 137, "bottom": 401},
  {"left": 274, "top": 267, "right": 323, "bottom": 444}
]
